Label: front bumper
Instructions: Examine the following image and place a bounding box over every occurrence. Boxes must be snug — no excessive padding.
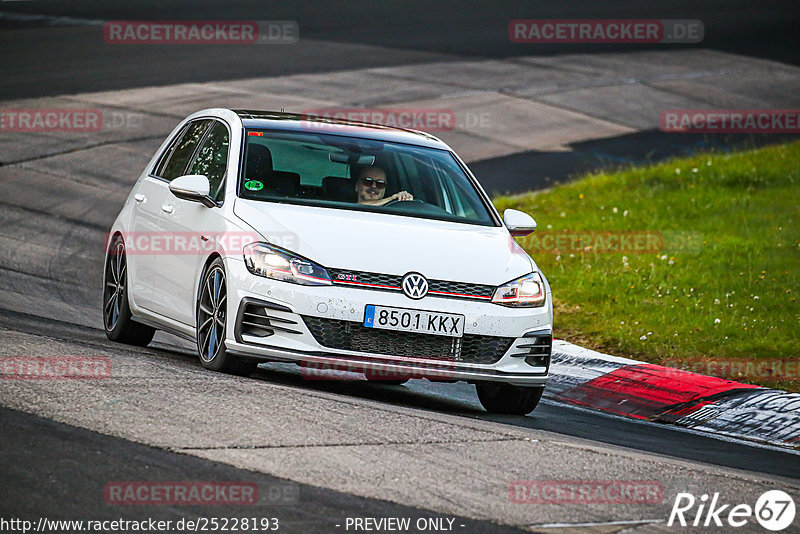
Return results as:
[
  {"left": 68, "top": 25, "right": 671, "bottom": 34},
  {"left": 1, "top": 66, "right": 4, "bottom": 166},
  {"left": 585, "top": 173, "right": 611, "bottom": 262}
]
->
[{"left": 224, "top": 257, "right": 552, "bottom": 386}]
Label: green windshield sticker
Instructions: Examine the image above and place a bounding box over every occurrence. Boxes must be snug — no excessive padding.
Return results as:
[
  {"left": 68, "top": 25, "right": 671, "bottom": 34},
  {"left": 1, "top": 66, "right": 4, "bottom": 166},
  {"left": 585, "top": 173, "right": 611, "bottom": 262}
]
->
[{"left": 244, "top": 180, "right": 263, "bottom": 191}]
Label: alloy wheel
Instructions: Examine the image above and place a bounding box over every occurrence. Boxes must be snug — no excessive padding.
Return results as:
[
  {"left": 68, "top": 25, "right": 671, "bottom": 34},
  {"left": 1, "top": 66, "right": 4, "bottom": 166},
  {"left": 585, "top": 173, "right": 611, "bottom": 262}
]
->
[
  {"left": 103, "top": 241, "right": 126, "bottom": 332},
  {"left": 197, "top": 266, "right": 227, "bottom": 363}
]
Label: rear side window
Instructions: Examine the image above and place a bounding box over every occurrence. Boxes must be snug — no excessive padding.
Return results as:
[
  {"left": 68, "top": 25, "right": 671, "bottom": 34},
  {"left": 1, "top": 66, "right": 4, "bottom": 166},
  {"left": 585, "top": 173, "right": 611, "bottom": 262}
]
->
[
  {"left": 189, "top": 120, "right": 229, "bottom": 201},
  {"left": 155, "top": 119, "right": 211, "bottom": 181},
  {"left": 153, "top": 123, "right": 188, "bottom": 177}
]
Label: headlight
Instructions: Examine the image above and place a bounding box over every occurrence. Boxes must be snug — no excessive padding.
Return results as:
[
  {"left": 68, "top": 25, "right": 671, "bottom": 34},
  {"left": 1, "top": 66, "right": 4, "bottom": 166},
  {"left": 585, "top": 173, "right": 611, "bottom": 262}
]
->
[
  {"left": 243, "top": 243, "right": 332, "bottom": 286},
  {"left": 492, "top": 272, "right": 546, "bottom": 307}
]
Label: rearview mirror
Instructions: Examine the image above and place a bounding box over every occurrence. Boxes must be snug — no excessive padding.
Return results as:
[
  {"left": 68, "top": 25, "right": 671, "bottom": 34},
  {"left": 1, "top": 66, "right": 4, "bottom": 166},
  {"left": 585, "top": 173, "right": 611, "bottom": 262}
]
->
[
  {"left": 169, "top": 175, "right": 217, "bottom": 208},
  {"left": 503, "top": 209, "right": 537, "bottom": 237},
  {"left": 329, "top": 152, "right": 376, "bottom": 165}
]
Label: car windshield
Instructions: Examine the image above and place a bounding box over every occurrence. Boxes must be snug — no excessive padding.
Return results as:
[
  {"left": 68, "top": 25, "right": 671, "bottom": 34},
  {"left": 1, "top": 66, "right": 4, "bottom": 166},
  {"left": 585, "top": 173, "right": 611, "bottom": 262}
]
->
[{"left": 238, "top": 130, "right": 496, "bottom": 226}]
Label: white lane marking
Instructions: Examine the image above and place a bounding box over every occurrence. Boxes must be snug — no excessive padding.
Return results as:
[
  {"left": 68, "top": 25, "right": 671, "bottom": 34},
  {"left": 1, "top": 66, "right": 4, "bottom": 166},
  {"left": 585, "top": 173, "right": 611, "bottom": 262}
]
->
[
  {"left": 0, "top": 11, "right": 104, "bottom": 25},
  {"left": 553, "top": 339, "right": 642, "bottom": 365}
]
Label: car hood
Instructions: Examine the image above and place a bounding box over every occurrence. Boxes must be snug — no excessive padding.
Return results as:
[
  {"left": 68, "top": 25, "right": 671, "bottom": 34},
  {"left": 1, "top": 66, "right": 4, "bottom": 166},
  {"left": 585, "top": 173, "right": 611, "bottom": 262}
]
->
[{"left": 233, "top": 199, "right": 535, "bottom": 286}]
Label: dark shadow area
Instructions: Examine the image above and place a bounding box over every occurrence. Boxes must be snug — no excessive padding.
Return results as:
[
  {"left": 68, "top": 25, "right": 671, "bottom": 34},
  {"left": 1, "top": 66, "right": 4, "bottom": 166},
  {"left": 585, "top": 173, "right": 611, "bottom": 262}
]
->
[
  {"left": 0, "top": 406, "right": 530, "bottom": 533},
  {"left": 471, "top": 131, "right": 800, "bottom": 196},
  {"left": 473, "top": 401, "right": 800, "bottom": 480},
  {"left": 253, "top": 363, "right": 480, "bottom": 414},
  {"left": 0, "top": 1, "right": 798, "bottom": 98}
]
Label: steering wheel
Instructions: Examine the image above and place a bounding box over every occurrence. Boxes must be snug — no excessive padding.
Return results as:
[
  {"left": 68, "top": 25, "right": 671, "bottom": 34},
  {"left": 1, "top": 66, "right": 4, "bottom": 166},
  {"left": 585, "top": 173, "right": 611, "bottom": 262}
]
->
[{"left": 384, "top": 198, "right": 425, "bottom": 207}]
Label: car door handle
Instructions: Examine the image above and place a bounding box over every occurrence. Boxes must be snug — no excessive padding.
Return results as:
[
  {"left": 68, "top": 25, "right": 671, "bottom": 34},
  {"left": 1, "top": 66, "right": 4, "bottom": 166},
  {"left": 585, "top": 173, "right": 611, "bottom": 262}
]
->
[
  {"left": 161, "top": 204, "right": 174, "bottom": 214},
  {"left": 134, "top": 193, "right": 146, "bottom": 203}
]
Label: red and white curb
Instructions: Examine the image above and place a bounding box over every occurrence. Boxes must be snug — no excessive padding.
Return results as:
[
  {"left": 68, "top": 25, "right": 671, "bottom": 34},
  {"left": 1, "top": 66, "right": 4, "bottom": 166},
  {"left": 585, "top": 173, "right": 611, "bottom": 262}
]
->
[{"left": 546, "top": 340, "right": 800, "bottom": 449}]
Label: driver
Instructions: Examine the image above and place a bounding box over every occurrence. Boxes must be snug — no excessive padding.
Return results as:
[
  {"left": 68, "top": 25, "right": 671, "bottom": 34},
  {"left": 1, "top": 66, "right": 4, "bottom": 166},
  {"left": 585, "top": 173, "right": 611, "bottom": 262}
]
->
[{"left": 355, "top": 165, "right": 414, "bottom": 206}]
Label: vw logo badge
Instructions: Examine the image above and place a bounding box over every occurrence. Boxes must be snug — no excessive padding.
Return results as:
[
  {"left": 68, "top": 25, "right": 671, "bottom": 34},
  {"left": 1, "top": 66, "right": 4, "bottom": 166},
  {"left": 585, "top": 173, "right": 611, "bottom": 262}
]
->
[{"left": 401, "top": 272, "right": 429, "bottom": 300}]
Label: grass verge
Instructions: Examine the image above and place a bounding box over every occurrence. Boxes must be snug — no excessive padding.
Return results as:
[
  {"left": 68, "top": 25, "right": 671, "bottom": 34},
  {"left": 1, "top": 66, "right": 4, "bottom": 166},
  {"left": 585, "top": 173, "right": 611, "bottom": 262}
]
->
[{"left": 493, "top": 141, "right": 800, "bottom": 391}]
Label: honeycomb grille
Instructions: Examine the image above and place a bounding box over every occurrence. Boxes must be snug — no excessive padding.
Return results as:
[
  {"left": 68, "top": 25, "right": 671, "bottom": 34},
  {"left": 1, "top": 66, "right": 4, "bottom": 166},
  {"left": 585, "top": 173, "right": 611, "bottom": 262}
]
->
[
  {"left": 327, "top": 269, "right": 495, "bottom": 300},
  {"left": 302, "top": 316, "right": 514, "bottom": 365},
  {"left": 427, "top": 279, "right": 494, "bottom": 298}
]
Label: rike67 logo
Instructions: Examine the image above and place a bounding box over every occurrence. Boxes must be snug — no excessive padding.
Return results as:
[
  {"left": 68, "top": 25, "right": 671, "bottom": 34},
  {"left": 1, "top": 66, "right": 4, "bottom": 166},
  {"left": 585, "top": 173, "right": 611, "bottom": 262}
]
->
[{"left": 668, "top": 490, "right": 796, "bottom": 531}]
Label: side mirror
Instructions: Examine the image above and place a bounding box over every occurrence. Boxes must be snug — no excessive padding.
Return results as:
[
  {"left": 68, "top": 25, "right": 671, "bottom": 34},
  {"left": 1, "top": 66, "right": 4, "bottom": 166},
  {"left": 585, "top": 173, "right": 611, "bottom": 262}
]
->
[
  {"left": 169, "top": 175, "right": 217, "bottom": 208},
  {"left": 503, "top": 209, "right": 537, "bottom": 237}
]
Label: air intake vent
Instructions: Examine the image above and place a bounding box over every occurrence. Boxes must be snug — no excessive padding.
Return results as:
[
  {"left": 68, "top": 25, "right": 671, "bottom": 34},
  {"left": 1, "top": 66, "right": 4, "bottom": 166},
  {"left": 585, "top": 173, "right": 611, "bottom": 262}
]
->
[
  {"left": 512, "top": 330, "right": 552, "bottom": 371},
  {"left": 240, "top": 304, "right": 275, "bottom": 337},
  {"left": 235, "top": 298, "right": 301, "bottom": 342}
]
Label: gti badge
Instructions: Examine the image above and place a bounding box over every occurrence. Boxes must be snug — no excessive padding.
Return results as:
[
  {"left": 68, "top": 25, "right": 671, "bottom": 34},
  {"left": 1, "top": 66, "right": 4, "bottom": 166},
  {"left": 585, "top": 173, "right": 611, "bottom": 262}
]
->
[{"left": 401, "top": 272, "right": 429, "bottom": 300}]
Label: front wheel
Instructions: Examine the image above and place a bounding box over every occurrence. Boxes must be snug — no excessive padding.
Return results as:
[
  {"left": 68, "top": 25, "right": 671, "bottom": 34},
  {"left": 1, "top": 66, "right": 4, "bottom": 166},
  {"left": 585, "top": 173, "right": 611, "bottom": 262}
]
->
[
  {"left": 196, "top": 258, "right": 258, "bottom": 376},
  {"left": 475, "top": 383, "right": 543, "bottom": 415}
]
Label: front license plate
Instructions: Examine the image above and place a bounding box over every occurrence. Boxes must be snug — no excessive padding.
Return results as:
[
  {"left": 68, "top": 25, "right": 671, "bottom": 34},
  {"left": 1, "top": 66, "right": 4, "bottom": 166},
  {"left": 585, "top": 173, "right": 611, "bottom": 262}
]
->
[{"left": 364, "top": 305, "right": 465, "bottom": 338}]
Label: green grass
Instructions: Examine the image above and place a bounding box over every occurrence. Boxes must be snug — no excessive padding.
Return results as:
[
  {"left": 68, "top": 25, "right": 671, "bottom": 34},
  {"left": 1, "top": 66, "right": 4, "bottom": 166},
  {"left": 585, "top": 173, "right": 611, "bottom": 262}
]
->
[{"left": 493, "top": 141, "right": 800, "bottom": 391}]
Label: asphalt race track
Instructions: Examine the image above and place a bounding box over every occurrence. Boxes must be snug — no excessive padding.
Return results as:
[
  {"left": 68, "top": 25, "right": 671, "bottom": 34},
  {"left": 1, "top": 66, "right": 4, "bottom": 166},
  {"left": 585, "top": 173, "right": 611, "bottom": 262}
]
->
[
  {"left": 2, "top": 0, "right": 800, "bottom": 99},
  {"left": 1, "top": 2, "right": 800, "bottom": 533}
]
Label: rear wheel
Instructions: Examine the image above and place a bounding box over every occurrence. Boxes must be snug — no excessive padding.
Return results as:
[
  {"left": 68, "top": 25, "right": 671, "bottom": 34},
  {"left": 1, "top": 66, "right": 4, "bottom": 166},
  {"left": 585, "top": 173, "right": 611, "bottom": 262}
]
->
[
  {"left": 196, "top": 258, "right": 258, "bottom": 376},
  {"left": 103, "top": 236, "right": 155, "bottom": 346},
  {"left": 475, "top": 383, "right": 543, "bottom": 415}
]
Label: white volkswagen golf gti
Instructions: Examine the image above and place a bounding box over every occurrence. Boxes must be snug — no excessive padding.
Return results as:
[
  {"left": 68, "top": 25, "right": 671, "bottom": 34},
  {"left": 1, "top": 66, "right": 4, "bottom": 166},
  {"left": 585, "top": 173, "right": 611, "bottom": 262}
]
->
[{"left": 104, "top": 108, "right": 552, "bottom": 414}]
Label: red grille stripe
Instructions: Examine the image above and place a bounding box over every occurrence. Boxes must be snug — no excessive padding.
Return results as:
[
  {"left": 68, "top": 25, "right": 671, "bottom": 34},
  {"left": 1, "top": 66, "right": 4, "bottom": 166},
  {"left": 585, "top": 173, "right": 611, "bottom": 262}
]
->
[
  {"left": 333, "top": 280, "right": 401, "bottom": 290},
  {"left": 428, "top": 290, "right": 491, "bottom": 299}
]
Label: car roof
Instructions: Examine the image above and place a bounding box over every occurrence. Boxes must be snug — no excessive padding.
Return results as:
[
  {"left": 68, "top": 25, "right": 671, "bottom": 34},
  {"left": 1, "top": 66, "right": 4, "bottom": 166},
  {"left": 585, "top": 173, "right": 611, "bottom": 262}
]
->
[{"left": 231, "top": 109, "right": 453, "bottom": 151}]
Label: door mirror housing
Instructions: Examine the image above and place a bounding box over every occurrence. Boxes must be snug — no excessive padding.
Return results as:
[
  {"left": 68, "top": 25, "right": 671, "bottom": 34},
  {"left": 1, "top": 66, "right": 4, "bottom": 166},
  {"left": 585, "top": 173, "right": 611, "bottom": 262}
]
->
[
  {"left": 503, "top": 209, "right": 537, "bottom": 237},
  {"left": 169, "top": 175, "right": 217, "bottom": 208}
]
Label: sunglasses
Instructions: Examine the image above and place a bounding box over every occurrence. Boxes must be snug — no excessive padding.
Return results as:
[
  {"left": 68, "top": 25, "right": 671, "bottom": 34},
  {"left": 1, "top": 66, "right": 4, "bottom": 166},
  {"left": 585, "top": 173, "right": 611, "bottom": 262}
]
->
[{"left": 360, "top": 177, "right": 386, "bottom": 189}]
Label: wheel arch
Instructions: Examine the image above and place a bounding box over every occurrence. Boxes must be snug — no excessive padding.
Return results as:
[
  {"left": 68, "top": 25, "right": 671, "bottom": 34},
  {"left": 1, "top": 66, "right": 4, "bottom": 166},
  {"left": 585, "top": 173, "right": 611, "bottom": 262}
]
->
[{"left": 103, "top": 230, "right": 124, "bottom": 271}]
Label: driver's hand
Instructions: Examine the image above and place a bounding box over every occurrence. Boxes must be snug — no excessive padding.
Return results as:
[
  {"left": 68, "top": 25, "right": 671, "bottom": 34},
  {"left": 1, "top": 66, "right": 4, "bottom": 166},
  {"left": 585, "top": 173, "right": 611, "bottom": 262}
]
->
[{"left": 393, "top": 191, "right": 414, "bottom": 201}]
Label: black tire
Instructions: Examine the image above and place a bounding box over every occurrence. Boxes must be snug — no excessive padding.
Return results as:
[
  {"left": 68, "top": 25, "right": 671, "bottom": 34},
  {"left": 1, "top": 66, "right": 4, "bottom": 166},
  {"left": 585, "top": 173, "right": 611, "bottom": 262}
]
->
[
  {"left": 103, "top": 236, "right": 156, "bottom": 346},
  {"left": 475, "top": 383, "right": 543, "bottom": 415},
  {"left": 196, "top": 258, "right": 258, "bottom": 376}
]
